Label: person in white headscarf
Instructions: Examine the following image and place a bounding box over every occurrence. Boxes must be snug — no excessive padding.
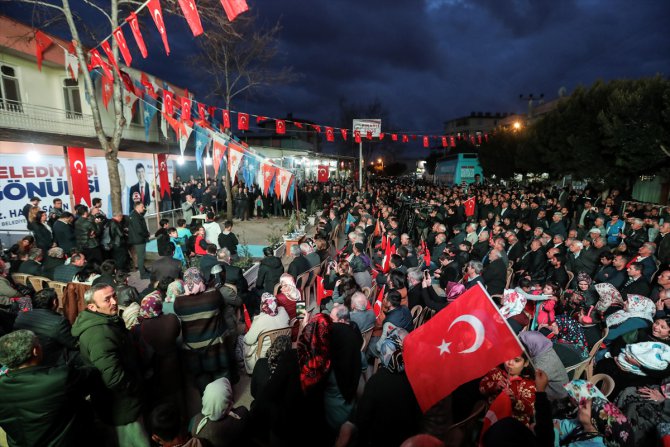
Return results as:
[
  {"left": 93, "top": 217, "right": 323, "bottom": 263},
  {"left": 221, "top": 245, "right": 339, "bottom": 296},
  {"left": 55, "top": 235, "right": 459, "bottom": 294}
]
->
[
  {"left": 243, "top": 293, "right": 290, "bottom": 374},
  {"left": 603, "top": 294, "right": 655, "bottom": 345},
  {"left": 190, "top": 377, "right": 248, "bottom": 446}
]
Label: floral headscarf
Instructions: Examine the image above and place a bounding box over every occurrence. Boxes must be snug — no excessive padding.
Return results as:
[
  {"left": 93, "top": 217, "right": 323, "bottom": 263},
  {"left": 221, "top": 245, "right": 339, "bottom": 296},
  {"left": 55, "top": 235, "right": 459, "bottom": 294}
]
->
[
  {"left": 605, "top": 294, "right": 655, "bottom": 328},
  {"left": 594, "top": 283, "right": 624, "bottom": 313},
  {"left": 500, "top": 289, "right": 527, "bottom": 318},
  {"left": 590, "top": 397, "right": 633, "bottom": 447},
  {"left": 564, "top": 379, "right": 607, "bottom": 406},
  {"left": 279, "top": 274, "right": 301, "bottom": 302},
  {"left": 183, "top": 268, "right": 206, "bottom": 296},
  {"left": 195, "top": 377, "right": 239, "bottom": 435},
  {"left": 576, "top": 272, "right": 593, "bottom": 287},
  {"left": 165, "top": 279, "right": 184, "bottom": 303},
  {"left": 260, "top": 293, "right": 279, "bottom": 316},
  {"left": 555, "top": 315, "right": 589, "bottom": 358},
  {"left": 267, "top": 335, "right": 292, "bottom": 374},
  {"left": 297, "top": 313, "right": 331, "bottom": 391},
  {"left": 139, "top": 295, "right": 163, "bottom": 320}
]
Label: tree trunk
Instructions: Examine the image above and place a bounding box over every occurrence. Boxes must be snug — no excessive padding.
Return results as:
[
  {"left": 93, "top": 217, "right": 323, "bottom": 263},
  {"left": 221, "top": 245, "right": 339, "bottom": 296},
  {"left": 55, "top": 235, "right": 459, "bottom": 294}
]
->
[
  {"left": 106, "top": 154, "right": 122, "bottom": 214},
  {"left": 225, "top": 167, "right": 233, "bottom": 219}
]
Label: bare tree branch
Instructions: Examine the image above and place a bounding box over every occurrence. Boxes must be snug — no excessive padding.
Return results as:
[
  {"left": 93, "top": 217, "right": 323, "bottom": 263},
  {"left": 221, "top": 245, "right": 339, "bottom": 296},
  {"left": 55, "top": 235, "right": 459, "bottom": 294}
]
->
[{"left": 81, "top": 0, "right": 113, "bottom": 26}]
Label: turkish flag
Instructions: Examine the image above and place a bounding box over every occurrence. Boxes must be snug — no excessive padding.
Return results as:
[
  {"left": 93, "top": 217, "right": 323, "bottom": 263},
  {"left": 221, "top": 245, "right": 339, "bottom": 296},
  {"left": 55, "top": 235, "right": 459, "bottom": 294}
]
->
[
  {"left": 423, "top": 136, "right": 429, "bottom": 148},
  {"left": 402, "top": 135, "right": 409, "bottom": 143},
  {"left": 238, "top": 112, "right": 249, "bottom": 130},
  {"left": 141, "top": 73, "right": 157, "bottom": 99},
  {"left": 101, "top": 74, "right": 113, "bottom": 109},
  {"left": 382, "top": 241, "right": 392, "bottom": 273},
  {"left": 484, "top": 133, "right": 489, "bottom": 142},
  {"left": 34, "top": 30, "right": 53, "bottom": 72},
  {"left": 340, "top": 129, "right": 347, "bottom": 141},
  {"left": 112, "top": 27, "right": 132, "bottom": 66},
  {"left": 442, "top": 136, "right": 448, "bottom": 148},
  {"left": 163, "top": 90, "right": 174, "bottom": 116},
  {"left": 464, "top": 196, "right": 476, "bottom": 217},
  {"left": 317, "top": 165, "right": 329, "bottom": 183},
  {"left": 148, "top": 0, "right": 170, "bottom": 55},
  {"left": 392, "top": 134, "right": 398, "bottom": 141},
  {"left": 477, "top": 134, "right": 482, "bottom": 145},
  {"left": 470, "top": 135, "right": 476, "bottom": 145},
  {"left": 294, "top": 122, "right": 303, "bottom": 129},
  {"left": 100, "top": 43, "right": 122, "bottom": 84},
  {"left": 423, "top": 239, "right": 431, "bottom": 266},
  {"left": 125, "top": 12, "right": 148, "bottom": 59},
  {"left": 354, "top": 130, "right": 361, "bottom": 143},
  {"left": 180, "top": 96, "right": 192, "bottom": 121},
  {"left": 178, "top": 0, "right": 204, "bottom": 36},
  {"left": 316, "top": 275, "right": 333, "bottom": 307},
  {"left": 222, "top": 110, "right": 231, "bottom": 129},
  {"left": 312, "top": 124, "right": 321, "bottom": 133},
  {"left": 220, "top": 0, "right": 248, "bottom": 22},
  {"left": 379, "top": 132, "right": 385, "bottom": 140},
  {"left": 67, "top": 147, "right": 91, "bottom": 207},
  {"left": 366, "top": 131, "right": 372, "bottom": 140},
  {"left": 404, "top": 283, "right": 523, "bottom": 412},
  {"left": 326, "top": 127, "right": 334, "bottom": 142},
  {"left": 373, "top": 285, "right": 385, "bottom": 317},
  {"left": 197, "top": 103, "right": 206, "bottom": 120},
  {"left": 276, "top": 119, "right": 286, "bottom": 134},
  {"left": 381, "top": 234, "right": 387, "bottom": 250},
  {"left": 228, "top": 143, "right": 244, "bottom": 179},
  {"left": 212, "top": 136, "right": 227, "bottom": 176},
  {"left": 157, "top": 153, "right": 171, "bottom": 198},
  {"left": 450, "top": 135, "right": 456, "bottom": 147},
  {"left": 261, "top": 163, "right": 276, "bottom": 196},
  {"left": 88, "top": 49, "right": 113, "bottom": 81}
]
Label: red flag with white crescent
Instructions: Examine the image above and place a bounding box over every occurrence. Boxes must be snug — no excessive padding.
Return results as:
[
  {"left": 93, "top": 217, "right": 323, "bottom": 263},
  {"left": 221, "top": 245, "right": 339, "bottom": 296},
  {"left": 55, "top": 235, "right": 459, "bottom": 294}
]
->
[
  {"left": 373, "top": 285, "right": 385, "bottom": 317},
  {"left": 125, "top": 12, "right": 148, "bottom": 59},
  {"left": 317, "top": 165, "right": 329, "bottom": 183},
  {"left": 220, "top": 0, "right": 249, "bottom": 22},
  {"left": 392, "top": 134, "right": 398, "bottom": 141},
  {"left": 237, "top": 112, "right": 249, "bottom": 131},
  {"left": 163, "top": 90, "right": 174, "bottom": 116},
  {"left": 379, "top": 132, "right": 385, "bottom": 141},
  {"left": 34, "top": 30, "right": 53, "bottom": 72},
  {"left": 312, "top": 124, "right": 321, "bottom": 133},
  {"left": 354, "top": 130, "right": 361, "bottom": 143},
  {"left": 404, "top": 284, "right": 523, "bottom": 412},
  {"left": 180, "top": 96, "right": 192, "bottom": 121},
  {"left": 88, "top": 49, "right": 113, "bottom": 81},
  {"left": 101, "top": 74, "right": 113, "bottom": 109},
  {"left": 157, "top": 153, "right": 171, "bottom": 198},
  {"left": 423, "top": 136, "right": 429, "bottom": 148},
  {"left": 222, "top": 110, "right": 231, "bottom": 129},
  {"left": 441, "top": 136, "right": 448, "bottom": 148},
  {"left": 366, "top": 131, "right": 372, "bottom": 140},
  {"left": 178, "top": 0, "right": 204, "bottom": 36},
  {"left": 464, "top": 196, "right": 476, "bottom": 217},
  {"left": 113, "top": 27, "right": 132, "bottom": 66},
  {"left": 261, "top": 163, "right": 277, "bottom": 196},
  {"left": 148, "top": 0, "right": 170, "bottom": 55},
  {"left": 67, "top": 147, "right": 91, "bottom": 207},
  {"left": 326, "top": 127, "right": 334, "bottom": 142},
  {"left": 402, "top": 135, "right": 409, "bottom": 143},
  {"left": 340, "top": 129, "right": 347, "bottom": 141},
  {"left": 100, "top": 40, "right": 121, "bottom": 77},
  {"left": 316, "top": 275, "right": 333, "bottom": 307},
  {"left": 276, "top": 119, "right": 286, "bottom": 135},
  {"left": 450, "top": 135, "right": 456, "bottom": 147}
]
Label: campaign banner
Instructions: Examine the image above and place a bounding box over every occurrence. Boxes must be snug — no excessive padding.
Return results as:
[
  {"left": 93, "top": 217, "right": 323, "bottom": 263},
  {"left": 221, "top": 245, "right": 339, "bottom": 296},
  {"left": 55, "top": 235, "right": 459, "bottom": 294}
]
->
[{"left": 0, "top": 153, "right": 174, "bottom": 230}]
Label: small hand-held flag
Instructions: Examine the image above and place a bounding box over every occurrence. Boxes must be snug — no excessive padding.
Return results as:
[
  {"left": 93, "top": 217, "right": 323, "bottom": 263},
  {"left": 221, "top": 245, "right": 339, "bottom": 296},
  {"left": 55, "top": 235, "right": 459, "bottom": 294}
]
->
[
  {"left": 464, "top": 196, "right": 476, "bottom": 217},
  {"left": 404, "top": 284, "right": 523, "bottom": 412}
]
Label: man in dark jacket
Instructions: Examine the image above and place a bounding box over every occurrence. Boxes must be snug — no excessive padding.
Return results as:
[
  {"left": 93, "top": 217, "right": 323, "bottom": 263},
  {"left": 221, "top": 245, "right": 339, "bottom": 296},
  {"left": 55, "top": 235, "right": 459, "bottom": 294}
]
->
[
  {"left": 53, "top": 212, "right": 77, "bottom": 255},
  {"left": 218, "top": 220, "right": 239, "bottom": 258},
  {"left": 0, "top": 329, "right": 93, "bottom": 446},
  {"left": 150, "top": 240, "right": 182, "bottom": 283},
  {"left": 74, "top": 206, "right": 102, "bottom": 265},
  {"left": 256, "top": 246, "right": 283, "bottom": 294},
  {"left": 13, "top": 288, "right": 78, "bottom": 366},
  {"left": 287, "top": 244, "right": 311, "bottom": 282},
  {"left": 71, "top": 284, "right": 149, "bottom": 445},
  {"left": 619, "top": 262, "right": 651, "bottom": 298},
  {"left": 199, "top": 244, "right": 220, "bottom": 282},
  {"left": 18, "top": 248, "right": 44, "bottom": 276},
  {"left": 109, "top": 212, "right": 130, "bottom": 271},
  {"left": 53, "top": 252, "right": 87, "bottom": 283},
  {"left": 482, "top": 249, "right": 507, "bottom": 296},
  {"left": 42, "top": 247, "right": 66, "bottom": 280},
  {"left": 127, "top": 202, "right": 150, "bottom": 279}
]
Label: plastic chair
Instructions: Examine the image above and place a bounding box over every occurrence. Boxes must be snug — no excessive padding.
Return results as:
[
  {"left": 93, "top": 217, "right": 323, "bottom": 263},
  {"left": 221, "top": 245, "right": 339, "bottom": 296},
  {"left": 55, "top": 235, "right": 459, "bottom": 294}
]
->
[
  {"left": 360, "top": 327, "right": 373, "bottom": 352},
  {"left": 28, "top": 276, "right": 51, "bottom": 292},
  {"left": 589, "top": 373, "right": 615, "bottom": 398},
  {"left": 411, "top": 305, "right": 424, "bottom": 328},
  {"left": 11, "top": 273, "right": 31, "bottom": 286},
  {"left": 47, "top": 280, "right": 68, "bottom": 311},
  {"left": 255, "top": 327, "right": 293, "bottom": 359}
]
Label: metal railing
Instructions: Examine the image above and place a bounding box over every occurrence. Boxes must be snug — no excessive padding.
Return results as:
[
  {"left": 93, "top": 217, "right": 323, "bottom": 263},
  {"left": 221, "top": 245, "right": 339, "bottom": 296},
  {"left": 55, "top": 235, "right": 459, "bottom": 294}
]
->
[{"left": 0, "top": 101, "right": 98, "bottom": 137}]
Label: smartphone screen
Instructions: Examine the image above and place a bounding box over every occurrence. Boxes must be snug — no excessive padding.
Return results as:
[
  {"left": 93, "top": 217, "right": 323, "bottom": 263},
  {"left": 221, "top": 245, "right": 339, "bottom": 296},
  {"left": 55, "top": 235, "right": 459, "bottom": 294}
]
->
[{"left": 296, "top": 301, "right": 306, "bottom": 319}]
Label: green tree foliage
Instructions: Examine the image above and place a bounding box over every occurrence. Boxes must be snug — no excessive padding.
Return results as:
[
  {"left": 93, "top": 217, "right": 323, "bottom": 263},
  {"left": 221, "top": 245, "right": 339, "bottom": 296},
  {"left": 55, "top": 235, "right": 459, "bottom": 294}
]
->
[{"left": 478, "top": 128, "right": 520, "bottom": 178}]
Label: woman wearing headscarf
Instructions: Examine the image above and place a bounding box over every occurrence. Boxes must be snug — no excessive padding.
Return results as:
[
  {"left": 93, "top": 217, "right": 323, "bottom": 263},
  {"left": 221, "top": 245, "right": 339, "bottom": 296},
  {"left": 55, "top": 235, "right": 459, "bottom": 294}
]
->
[
  {"left": 550, "top": 314, "right": 590, "bottom": 364},
  {"left": 275, "top": 273, "right": 301, "bottom": 322},
  {"left": 134, "top": 294, "right": 182, "bottom": 409},
  {"left": 163, "top": 279, "right": 185, "bottom": 315},
  {"left": 555, "top": 380, "right": 633, "bottom": 446},
  {"left": 594, "top": 283, "right": 625, "bottom": 319},
  {"left": 174, "top": 267, "right": 232, "bottom": 395},
  {"left": 563, "top": 273, "right": 598, "bottom": 320},
  {"left": 615, "top": 376, "right": 670, "bottom": 445},
  {"left": 243, "top": 293, "right": 290, "bottom": 374},
  {"left": 519, "top": 331, "right": 570, "bottom": 401},
  {"left": 28, "top": 210, "right": 53, "bottom": 254},
  {"left": 338, "top": 324, "right": 422, "bottom": 447},
  {"left": 601, "top": 294, "right": 655, "bottom": 348},
  {"left": 190, "top": 377, "right": 248, "bottom": 447}
]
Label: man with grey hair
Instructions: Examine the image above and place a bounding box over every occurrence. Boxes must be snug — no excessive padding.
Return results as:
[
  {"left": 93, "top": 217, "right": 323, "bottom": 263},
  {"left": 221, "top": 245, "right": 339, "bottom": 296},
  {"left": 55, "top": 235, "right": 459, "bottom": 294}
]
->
[
  {"left": 18, "top": 247, "right": 43, "bottom": 276},
  {"left": 482, "top": 249, "right": 506, "bottom": 295},
  {"left": 566, "top": 239, "right": 597, "bottom": 282},
  {"left": 632, "top": 241, "right": 658, "bottom": 282},
  {"left": 464, "top": 260, "right": 485, "bottom": 290},
  {"left": 287, "top": 243, "right": 310, "bottom": 281},
  {"left": 71, "top": 284, "right": 149, "bottom": 446},
  {"left": 548, "top": 211, "right": 567, "bottom": 239},
  {"left": 301, "top": 242, "right": 320, "bottom": 268},
  {"left": 465, "top": 223, "right": 478, "bottom": 245},
  {"left": 621, "top": 217, "right": 647, "bottom": 256},
  {"left": 406, "top": 267, "right": 425, "bottom": 308},
  {"left": 0, "top": 330, "right": 93, "bottom": 446},
  {"left": 350, "top": 292, "right": 375, "bottom": 332}
]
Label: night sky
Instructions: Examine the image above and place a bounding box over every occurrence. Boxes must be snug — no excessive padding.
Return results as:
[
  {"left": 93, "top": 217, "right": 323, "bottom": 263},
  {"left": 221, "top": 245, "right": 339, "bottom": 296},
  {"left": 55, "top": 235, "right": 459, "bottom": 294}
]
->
[{"left": 3, "top": 0, "right": 669, "bottom": 159}]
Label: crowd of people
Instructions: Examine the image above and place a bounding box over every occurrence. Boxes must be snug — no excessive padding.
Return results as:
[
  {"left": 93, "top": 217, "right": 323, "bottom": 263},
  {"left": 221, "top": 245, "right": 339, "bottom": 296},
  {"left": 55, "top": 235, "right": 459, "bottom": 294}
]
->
[{"left": 1, "top": 176, "right": 670, "bottom": 446}]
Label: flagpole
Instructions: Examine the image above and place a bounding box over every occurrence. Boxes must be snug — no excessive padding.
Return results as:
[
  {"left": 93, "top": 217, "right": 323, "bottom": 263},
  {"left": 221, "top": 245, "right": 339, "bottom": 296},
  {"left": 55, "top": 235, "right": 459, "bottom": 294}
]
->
[
  {"left": 151, "top": 153, "right": 160, "bottom": 228},
  {"left": 474, "top": 283, "right": 538, "bottom": 372}
]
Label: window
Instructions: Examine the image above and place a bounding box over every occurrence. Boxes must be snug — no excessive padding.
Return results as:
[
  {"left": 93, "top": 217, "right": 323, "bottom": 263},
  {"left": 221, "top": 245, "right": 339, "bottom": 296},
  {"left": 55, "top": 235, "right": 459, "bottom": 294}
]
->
[
  {"left": 63, "top": 78, "right": 82, "bottom": 119},
  {"left": 0, "top": 64, "right": 22, "bottom": 112},
  {"left": 131, "top": 100, "right": 143, "bottom": 126}
]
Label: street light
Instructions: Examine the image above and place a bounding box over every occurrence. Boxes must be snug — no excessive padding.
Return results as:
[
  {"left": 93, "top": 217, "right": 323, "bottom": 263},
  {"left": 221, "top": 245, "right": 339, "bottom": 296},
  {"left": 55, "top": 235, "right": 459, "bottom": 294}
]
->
[
  {"left": 377, "top": 158, "right": 384, "bottom": 170},
  {"left": 513, "top": 121, "right": 521, "bottom": 130}
]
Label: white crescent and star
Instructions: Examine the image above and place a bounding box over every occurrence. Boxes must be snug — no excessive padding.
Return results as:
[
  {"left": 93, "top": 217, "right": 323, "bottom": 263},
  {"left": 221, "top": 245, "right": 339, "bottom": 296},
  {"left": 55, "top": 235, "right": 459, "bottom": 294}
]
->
[
  {"left": 152, "top": 10, "right": 165, "bottom": 33},
  {"left": 436, "top": 314, "right": 486, "bottom": 356},
  {"left": 73, "top": 160, "right": 84, "bottom": 174}
]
